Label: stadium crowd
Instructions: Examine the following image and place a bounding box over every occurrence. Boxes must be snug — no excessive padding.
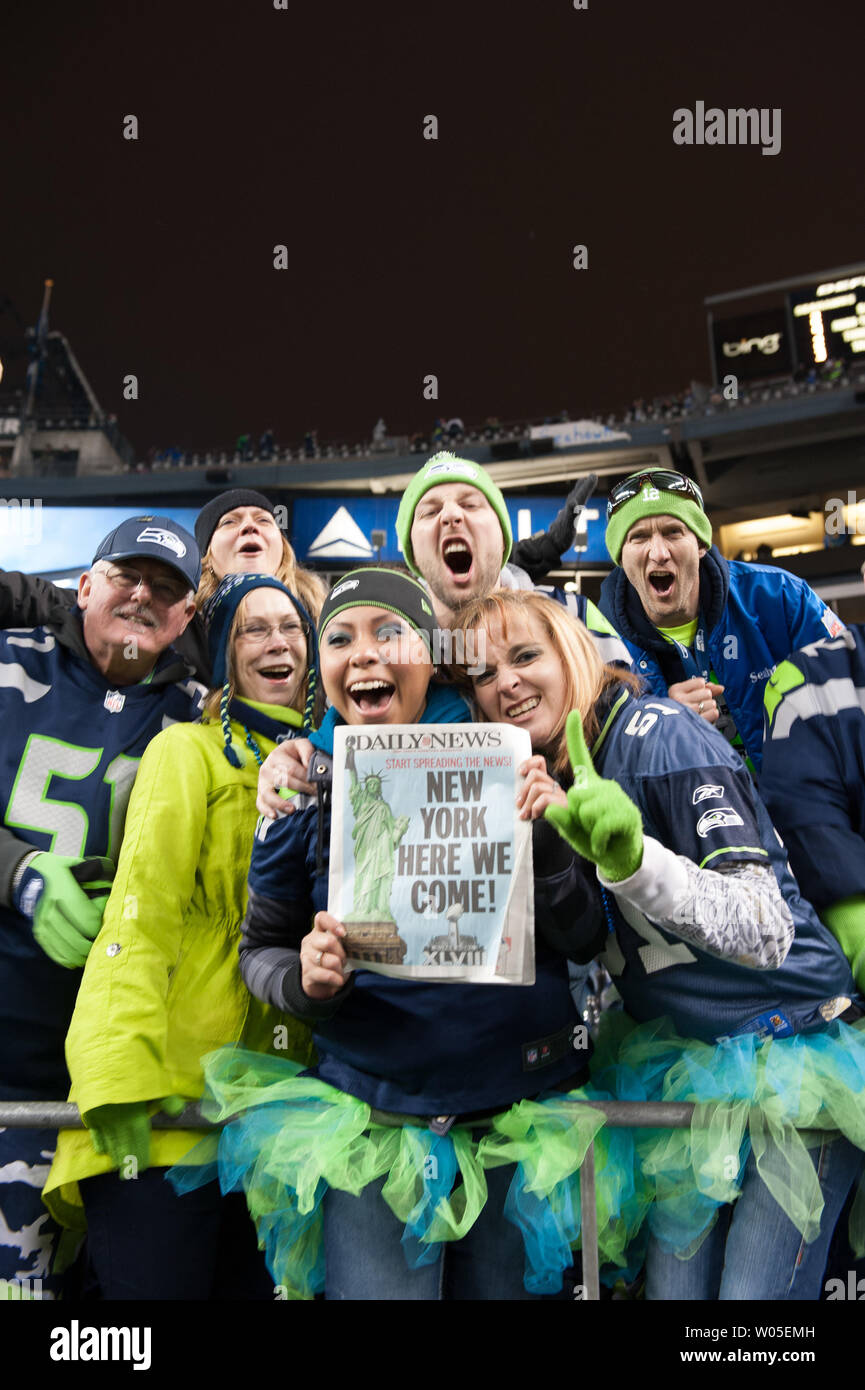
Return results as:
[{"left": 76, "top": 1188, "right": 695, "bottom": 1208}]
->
[
  {"left": 1, "top": 457, "right": 865, "bottom": 1302},
  {"left": 131, "top": 354, "right": 864, "bottom": 475}
]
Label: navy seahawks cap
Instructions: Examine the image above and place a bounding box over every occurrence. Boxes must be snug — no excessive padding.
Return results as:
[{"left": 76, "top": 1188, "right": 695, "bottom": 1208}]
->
[{"left": 92, "top": 515, "right": 201, "bottom": 590}]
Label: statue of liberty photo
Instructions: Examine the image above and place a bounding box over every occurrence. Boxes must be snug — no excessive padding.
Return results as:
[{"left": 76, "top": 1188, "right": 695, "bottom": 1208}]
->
[{"left": 345, "top": 740, "right": 410, "bottom": 926}]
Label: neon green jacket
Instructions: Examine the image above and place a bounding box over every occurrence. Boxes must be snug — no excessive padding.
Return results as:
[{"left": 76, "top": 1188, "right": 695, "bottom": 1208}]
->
[{"left": 44, "top": 703, "right": 313, "bottom": 1230}]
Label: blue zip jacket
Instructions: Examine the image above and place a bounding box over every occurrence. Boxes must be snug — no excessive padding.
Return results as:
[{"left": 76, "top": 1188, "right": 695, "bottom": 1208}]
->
[
  {"left": 761, "top": 627, "right": 865, "bottom": 911},
  {"left": 599, "top": 547, "right": 843, "bottom": 773}
]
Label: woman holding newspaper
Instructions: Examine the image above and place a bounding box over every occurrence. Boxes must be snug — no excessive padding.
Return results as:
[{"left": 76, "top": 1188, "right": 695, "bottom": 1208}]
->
[
  {"left": 181, "top": 568, "right": 631, "bottom": 1300},
  {"left": 457, "top": 588, "right": 865, "bottom": 1302}
]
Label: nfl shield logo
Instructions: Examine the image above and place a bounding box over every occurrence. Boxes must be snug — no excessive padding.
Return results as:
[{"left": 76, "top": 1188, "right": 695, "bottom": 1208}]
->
[{"left": 104, "top": 690, "right": 125, "bottom": 714}]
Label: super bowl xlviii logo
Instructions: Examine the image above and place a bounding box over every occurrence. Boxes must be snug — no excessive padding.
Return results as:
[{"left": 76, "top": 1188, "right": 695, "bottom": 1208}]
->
[{"left": 673, "top": 102, "right": 781, "bottom": 157}]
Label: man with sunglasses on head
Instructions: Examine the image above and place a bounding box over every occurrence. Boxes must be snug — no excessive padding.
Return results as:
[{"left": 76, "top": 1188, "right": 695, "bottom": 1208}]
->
[
  {"left": 597, "top": 470, "right": 843, "bottom": 775},
  {"left": 0, "top": 515, "right": 205, "bottom": 1298}
]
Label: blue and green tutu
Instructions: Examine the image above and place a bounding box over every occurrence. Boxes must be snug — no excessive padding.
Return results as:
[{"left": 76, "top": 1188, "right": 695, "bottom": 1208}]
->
[
  {"left": 589, "top": 1011, "right": 865, "bottom": 1260},
  {"left": 169, "top": 1047, "right": 653, "bottom": 1298}
]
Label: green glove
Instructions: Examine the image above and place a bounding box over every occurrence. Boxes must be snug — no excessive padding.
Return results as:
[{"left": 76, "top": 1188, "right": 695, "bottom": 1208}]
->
[
  {"left": 13, "top": 854, "right": 115, "bottom": 969},
  {"left": 160, "top": 1094, "right": 188, "bottom": 1118},
  {"left": 544, "top": 709, "right": 644, "bottom": 882},
  {"left": 87, "top": 1101, "right": 152, "bottom": 1174},
  {"left": 86, "top": 1095, "right": 191, "bottom": 1173},
  {"left": 821, "top": 895, "right": 865, "bottom": 993}
]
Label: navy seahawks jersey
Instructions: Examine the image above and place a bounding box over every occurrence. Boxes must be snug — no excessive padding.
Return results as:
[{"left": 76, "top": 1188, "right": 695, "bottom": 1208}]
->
[
  {"left": 592, "top": 689, "right": 858, "bottom": 1042},
  {"left": 761, "top": 628, "right": 865, "bottom": 911},
  {"left": 0, "top": 624, "right": 205, "bottom": 1098}
]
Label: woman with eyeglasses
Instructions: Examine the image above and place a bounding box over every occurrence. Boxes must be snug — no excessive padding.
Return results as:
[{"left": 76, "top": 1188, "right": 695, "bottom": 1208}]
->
[
  {"left": 42, "top": 574, "right": 318, "bottom": 1300},
  {"left": 597, "top": 470, "right": 841, "bottom": 774}
]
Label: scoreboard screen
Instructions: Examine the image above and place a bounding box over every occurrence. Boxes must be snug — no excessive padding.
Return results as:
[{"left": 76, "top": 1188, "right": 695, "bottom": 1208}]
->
[
  {"left": 789, "top": 273, "right": 865, "bottom": 364},
  {"left": 711, "top": 307, "right": 791, "bottom": 383}
]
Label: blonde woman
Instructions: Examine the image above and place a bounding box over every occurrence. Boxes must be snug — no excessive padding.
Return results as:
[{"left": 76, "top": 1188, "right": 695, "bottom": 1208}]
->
[{"left": 458, "top": 589, "right": 865, "bottom": 1302}]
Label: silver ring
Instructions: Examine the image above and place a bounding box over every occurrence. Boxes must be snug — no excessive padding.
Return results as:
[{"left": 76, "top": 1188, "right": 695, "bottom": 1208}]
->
[
  {"left": 698, "top": 700, "right": 705, "bottom": 714},
  {"left": 316, "top": 950, "right": 323, "bottom": 965}
]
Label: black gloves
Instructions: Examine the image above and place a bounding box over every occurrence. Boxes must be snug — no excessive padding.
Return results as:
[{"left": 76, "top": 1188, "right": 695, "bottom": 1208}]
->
[{"left": 511, "top": 475, "right": 597, "bottom": 582}]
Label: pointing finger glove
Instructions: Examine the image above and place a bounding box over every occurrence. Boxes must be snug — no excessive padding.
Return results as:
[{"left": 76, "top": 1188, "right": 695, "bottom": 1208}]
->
[{"left": 544, "top": 710, "right": 643, "bottom": 882}]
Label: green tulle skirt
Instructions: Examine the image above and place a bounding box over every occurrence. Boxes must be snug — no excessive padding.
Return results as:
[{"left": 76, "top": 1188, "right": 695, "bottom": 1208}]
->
[
  {"left": 168, "top": 1048, "right": 653, "bottom": 1298},
  {"left": 589, "top": 1011, "right": 865, "bottom": 1259}
]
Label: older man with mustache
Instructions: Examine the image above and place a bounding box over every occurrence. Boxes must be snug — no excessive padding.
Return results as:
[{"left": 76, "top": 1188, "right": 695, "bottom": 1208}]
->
[{"left": 0, "top": 515, "right": 204, "bottom": 1298}]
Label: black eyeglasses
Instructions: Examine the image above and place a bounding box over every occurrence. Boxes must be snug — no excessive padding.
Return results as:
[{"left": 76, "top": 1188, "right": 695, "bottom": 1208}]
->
[
  {"left": 99, "top": 564, "right": 189, "bottom": 606},
  {"left": 606, "top": 471, "right": 704, "bottom": 519},
  {"left": 236, "top": 618, "right": 308, "bottom": 645}
]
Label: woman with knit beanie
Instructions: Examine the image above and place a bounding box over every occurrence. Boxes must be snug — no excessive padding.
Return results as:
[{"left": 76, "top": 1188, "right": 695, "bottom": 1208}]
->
[
  {"left": 194, "top": 488, "right": 326, "bottom": 620},
  {"left": 42, "top": 573, "right": 319, "bottom": 1299}
]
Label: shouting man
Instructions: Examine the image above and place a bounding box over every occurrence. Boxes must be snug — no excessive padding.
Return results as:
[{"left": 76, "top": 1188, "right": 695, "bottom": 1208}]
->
[{"left": 598, "top": 469, "right": 843, "bottom": 773}]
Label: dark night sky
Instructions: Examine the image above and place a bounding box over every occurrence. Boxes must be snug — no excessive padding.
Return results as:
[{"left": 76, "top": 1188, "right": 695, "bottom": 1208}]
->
[{"left": 3, "top": 0, "right": 862, "bottom": 455}]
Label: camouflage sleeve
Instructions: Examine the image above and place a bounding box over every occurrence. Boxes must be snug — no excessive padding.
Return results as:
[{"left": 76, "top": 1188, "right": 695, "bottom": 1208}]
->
[{"left": 600, "top": 836, "right": 793, "bottom": 970}]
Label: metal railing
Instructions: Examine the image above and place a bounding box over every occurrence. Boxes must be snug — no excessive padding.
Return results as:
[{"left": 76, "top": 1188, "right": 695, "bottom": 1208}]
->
[{"left": 1, "top": 1098, "right": 696, "bottom": 1301}]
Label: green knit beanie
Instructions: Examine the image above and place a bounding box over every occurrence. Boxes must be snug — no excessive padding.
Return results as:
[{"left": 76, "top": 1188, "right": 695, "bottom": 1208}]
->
[
  {"left": 395, "top": 452, "right": 513, "bottom": 574},
  {"left": 606, "top": 479, "right": 713, "bottom": 565}
]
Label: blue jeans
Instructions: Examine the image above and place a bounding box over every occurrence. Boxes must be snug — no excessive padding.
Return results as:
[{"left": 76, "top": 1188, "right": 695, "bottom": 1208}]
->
[
  {"left": 324, "top": 1161, "right": 549, "bottom": 1300},
  {"left": 646, "top": 1135, "right": 865, "bottom": 1300}
]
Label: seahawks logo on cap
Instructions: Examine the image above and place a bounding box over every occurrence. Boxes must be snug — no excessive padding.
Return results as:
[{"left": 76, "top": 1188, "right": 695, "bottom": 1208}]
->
[
  {"left": 696, "top": 807, "right": 744, "bottom": 838},
  {"left": 426, "top": 460, "right": 477, "bottom": 479},
  {"left": 330, "top": 578, "right": 360, "bottom": 600},
  {"left": 136, "top": 527, "right": 187, "bottom": 557}
]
